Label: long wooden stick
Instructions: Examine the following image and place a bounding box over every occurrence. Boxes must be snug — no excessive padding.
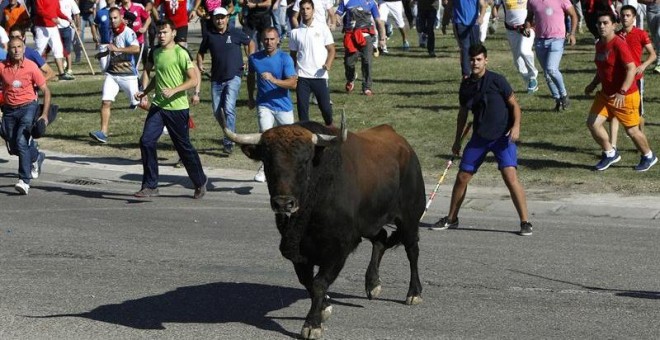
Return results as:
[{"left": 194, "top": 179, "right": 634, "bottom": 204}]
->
[{"left": 70, "top": 21, "right": 95, "bottom": 75}]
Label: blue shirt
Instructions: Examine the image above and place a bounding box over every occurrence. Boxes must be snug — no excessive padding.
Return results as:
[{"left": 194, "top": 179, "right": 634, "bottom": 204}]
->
[
  {"left": 336, "top": 0, "right": 380, "bottom": 29},
  {"left": 94, "top": 7, "right": 113, "bottom": 44},
  {"left": 24, "top": 47, "right": 46, "bottom": 68},
  {"left": 453, "top": 0, "right": 480, "bottom": 26},
  {"left": 248, "top": 50, "right": 296, "bottom": 112},
  {"left": 0, "top": 48, "right": 6, "bottom": 61},
  {"left": 198, "top": 27, "right": 251, "bottom": 82},
  {"left": 459, "top": 71, "right": 513, "bottom": 140}
]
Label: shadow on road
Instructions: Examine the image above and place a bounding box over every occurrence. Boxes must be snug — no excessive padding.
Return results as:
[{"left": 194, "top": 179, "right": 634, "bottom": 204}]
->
[{"left": 28, "top": 282, "right": 365, "bottom": 337}]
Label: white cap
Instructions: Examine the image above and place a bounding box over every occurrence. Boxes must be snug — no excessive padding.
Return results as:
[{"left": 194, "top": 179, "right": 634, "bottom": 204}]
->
[{"left": 213, "top": 7, "right": 229, "bottom": 16}]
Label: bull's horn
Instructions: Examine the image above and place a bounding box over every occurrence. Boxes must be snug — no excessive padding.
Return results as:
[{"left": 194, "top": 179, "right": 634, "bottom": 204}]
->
[
  {"left": 340, "top": 110, "right": 348, "bottom": 141},
  {"left": 223, "top": 127, "right": 262, "bottom": 145},
  {"left": 311, "top": 133, "right": 337, "bottom": 146}
]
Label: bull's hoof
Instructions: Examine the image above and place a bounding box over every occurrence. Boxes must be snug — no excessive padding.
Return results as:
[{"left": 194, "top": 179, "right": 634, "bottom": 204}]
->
[
  {"left": 405, "top": 295, "right": 423, "bottom": 305},
  {"left": 321, "top": 305, "right": 333, "bottom": 322},
  {"left": 367, "top": 284, "right": 382, "bottom": 300},
  {"left": 301, "top": 325, "right": 324, "bottom": 339}
]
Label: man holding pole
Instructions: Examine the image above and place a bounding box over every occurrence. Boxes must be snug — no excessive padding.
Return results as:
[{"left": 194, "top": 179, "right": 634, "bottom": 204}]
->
[{"left": 429, "top": 44, "right": 532, "bottom": 236}]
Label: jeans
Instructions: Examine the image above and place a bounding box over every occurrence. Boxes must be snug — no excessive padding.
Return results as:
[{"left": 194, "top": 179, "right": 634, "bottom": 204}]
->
[
  {"left": 296, "top": 77, "right": 333, "bottom": 125},
  {"left": 211, "top": 76, "right": 242, "bottom": 149},
  {"left": 139, "top": 105, "right": 207, "bottom": 190},
  {"left": 417, "top": 10, "right": 436, "bottom": 53},
  {"left": 256, "top": 106, "right": 294, "bottom": 132},
  {"left": 345, "top": 35, "right": 374, "bottom": 91},
  {"left": 454, "top": 23, "right": 480, "bottom": 78},
  {"left": 1, "top": 101, "right": 39, "bottom": 183},
  {"left": 534, "top": 38, "right": 567, "bottom": 99},
  {"left": 273, "top": 5, "right": 288, "bottom": 37}
]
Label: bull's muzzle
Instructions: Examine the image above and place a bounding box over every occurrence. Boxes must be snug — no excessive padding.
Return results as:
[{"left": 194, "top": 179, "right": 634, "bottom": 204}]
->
[{"left": 271, "top": 195, "right": 299, "bottom": 214}]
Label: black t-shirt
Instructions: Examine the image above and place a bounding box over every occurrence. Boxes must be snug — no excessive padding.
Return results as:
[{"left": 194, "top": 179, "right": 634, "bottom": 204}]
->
[
  {"left": 198, "top": 27, "right": 251, "bottom": 81},
  {"left": 459, "top": 71, "right": 514, "bottom": 140}
]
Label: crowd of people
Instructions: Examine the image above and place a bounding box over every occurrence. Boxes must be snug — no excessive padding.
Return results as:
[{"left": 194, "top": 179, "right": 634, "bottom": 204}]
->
[{"left": 0, "top": 0, "right": 656, "bottom": 224}]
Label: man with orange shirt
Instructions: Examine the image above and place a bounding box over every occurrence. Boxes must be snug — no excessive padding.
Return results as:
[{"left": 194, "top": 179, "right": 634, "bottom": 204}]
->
[
  {"left": 2, "top": 0, "right": 30, "bottom": 32},
  {"left": 0, "top": 38, "right": 52, "bottom": 195},
  {"left": 584, "top": 11, "right": 657, "bottom": 172}
]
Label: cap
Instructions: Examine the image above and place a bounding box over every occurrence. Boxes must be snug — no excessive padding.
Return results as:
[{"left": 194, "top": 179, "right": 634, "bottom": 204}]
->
[
  {"left": 213, "top": 7, "right": 229, "bottom": 16},
  {"left": 31, "top": 104, "right": 59, "bottom": 139}
]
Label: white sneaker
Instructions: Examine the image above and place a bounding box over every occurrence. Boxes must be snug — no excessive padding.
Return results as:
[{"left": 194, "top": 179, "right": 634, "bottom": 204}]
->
[
  {"left": 163, "top": 126, "right": 169, "bottom": 135},
  {"left": 15, "top": 180, "right": 29, "bottom": 195},
  {"left": 31, "top": 152, "right": 45, "bottom": 179},
  {"left": 254, "top": 164, "right": 266, "bottom": 183}
]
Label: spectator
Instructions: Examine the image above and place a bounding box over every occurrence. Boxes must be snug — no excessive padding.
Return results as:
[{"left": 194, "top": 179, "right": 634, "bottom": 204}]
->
[
  {"left": 449, "top": 0, "right": 488, "bottom": 79},
  {"left": 120, "top": 0, "right": 151, "bottom": 62},
  {"left": 58, "top": 0, "right": 81, "bottom": 77},
  {"left": 8, "top": 26, "right": 56, "bottom": 80},
  {"left": 2, "top": 0, "right": 30, "bottom": 32},
  {"left": 89, "top": 7, "right": 141, "bottom": 144},
  {"left": 291, "top": 0, "right": 334, "bottom": 29},
  {"left": 134, "top": 19, "right": 208, "bottom": 198},
  {"left": 191, "top": 0, "right": 235, "bottom": 37},
  {"left": 416, "top": 0, "right": 439, "bottom": 57},
  {"left": 75, "top": 0, "right": 98, "bottom": 63},
  {"left": 0, "top": 38, "right": 52, "bottom": 195},
  {"left": 526, "top": 0, "right": 577, "bottom": 111},
  {"left": 34, "top": 0, "right": 74, "bottom": 80},
  {"left": 335, "top": 0, "right": 385, "bottom": 95},
  {"left": 429, "top": 44, "right": 532, "bottom": 236},
  {"left": 502, "top": 0, "right": 538, "bottom": 93},
  {"left": 584, "top": 11, "right": 657, "bottom": 172},
  {"left": 648, "top": 1, "right": 660, "bottom": 73},
  {"left": 153, "top": 0, "right": 192, "bottom": 46},
  {"left": 272, "top": 0, "right": 288, "bottom": 36},
  {"left": 242, "top": 0, "right": 273, "bottom": 49},
  {"left": 289, "top": 0, "right": 335, "bottom": 125},
  {"left": 94, "top": 0, "right": 116, "bottom": 70},
  {"left": 247, "top": 27, "right": 297, "bottom": 182},
  {"left": 378, "top": 0, "right": 411, "bottom": 52},
  {"left": 196, "top": 7, "right": 255, "bottom": 154}
]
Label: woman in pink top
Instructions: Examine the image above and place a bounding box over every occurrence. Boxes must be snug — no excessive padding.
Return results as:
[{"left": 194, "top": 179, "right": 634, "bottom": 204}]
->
[{"left": 525, "top": 0, "right": 578, "bottom": 111}]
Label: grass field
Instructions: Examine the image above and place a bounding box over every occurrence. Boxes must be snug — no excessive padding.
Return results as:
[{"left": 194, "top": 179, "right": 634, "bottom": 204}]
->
[{"left": 37, "top": 27, "right": 660, "bottom": 194}]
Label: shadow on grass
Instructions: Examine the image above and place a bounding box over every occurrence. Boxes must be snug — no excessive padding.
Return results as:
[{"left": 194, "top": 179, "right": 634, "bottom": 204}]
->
[
  {"left": 27, "top": 281, "right": 364, "bottom": 336},
  {"left": 396, "top": 104, "right": 460, "bottom": 112},
  {"left": 520, "top": 141, "right": 594, "bottom": 156},
  {"left": 55, "top": 90, "right": 102, "bottom": 98},
  {"left": 57, "top": 106, "right": 101, "bottom": 114},
  {"left": 508, "top": 269, "right": 660, "bottom": 300}
]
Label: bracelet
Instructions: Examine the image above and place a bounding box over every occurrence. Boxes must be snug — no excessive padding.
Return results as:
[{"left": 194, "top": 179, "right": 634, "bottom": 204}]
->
[{"left": 618, "top": 89, "right": 627, "bottom": 95}]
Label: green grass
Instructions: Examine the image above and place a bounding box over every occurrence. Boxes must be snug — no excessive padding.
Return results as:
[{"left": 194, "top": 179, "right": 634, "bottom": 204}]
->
[{"left": 40, "top": 29, "right": 660, "bottom": 194}]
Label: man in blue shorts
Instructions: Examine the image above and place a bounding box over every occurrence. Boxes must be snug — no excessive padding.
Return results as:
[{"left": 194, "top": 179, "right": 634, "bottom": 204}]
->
[{"left": 429, "top": 43, "right": 533, "bottom": 236}]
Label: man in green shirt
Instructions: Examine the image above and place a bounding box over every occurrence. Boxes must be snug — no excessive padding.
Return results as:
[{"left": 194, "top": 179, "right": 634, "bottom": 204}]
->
[{"left": 134, "top": 19, "right": 208, "bottom": 199}]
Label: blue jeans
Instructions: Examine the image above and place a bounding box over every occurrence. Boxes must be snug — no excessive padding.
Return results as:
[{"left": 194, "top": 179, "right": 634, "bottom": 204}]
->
[
  {"left": 211, "top": 76, "right": 241, "bottom": 149},
  {"left": 139, "top": 105, "right": 207, "bottom": 190},
  {"left": 534, "top": 38, "right": 567, "bottom": 99},
  {"left": 454, "top": 23, "right": 480, "bottom": 78},
  {"left": 296, "top": 77, "right": 333, "bottom": 125},
  {"left": 2, "top": 101, "right": 39, "bottom": 183}
]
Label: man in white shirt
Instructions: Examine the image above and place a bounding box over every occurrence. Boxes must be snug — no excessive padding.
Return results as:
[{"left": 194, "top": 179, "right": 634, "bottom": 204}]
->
[
  {"left": 58, "top": 0, "right": 81, "bottom": 77},
  {"left": 289, "top": 0, "right": 335, "bottom": 125},
  {"left": 291, "top": 0, "right": 335, "bottom": 29}
]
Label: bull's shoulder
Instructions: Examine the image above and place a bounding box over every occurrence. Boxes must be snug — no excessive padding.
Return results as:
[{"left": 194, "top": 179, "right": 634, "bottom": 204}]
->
[{"left": 353, "top": 124, "right": 410, "bottom": 147}]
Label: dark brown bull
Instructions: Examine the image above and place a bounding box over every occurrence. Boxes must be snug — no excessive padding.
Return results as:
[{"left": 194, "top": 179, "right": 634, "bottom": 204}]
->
[{"left": 222, "top": 113, "right": 425, "bottom": 339}]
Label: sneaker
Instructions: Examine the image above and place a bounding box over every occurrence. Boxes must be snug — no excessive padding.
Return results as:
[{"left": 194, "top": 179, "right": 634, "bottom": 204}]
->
[
  {"left": 380, "top": 46, "right": 390, "bottom": 55},
  {"left": 31, "top": 152, "right": 45, "bottom": 179},
  {"left": 527, "top": 78, "right": 539, "bottom": 93},
  {"left": 58, "top": 73, "right": 74, "bottom": 81},
  {"left": 519, "top": 221, "right": 533, "bottom": 236},
  {"left": 594, "top": 150, "right": 621, "bottom": 171},
  {"left": 429, "top": 52, "right": 437, "bottom": 57},
  {"left": 134, "top": 187, "right": 159, "bottom": 197},
  {"left": 223, "top": 145, "right": 233, "bottom": 155},
  {"left": 163, "top": 126, "right": 169, "bottom": 135},
  {"left": 254, "top": 164, "right": 266, "bottom": 183},
  {"left": 554, "top": 99, "right": 561, "bottom": 112},
  {"left": 402, "top": 40, "right": 410, "bottom": 51},
  {"left": 345, "top": 81, "right": 354, "bottom": 93},
  {"left": 428, "top": 216, "right": 459, "bottom": 230},
  {"left": 654, "top": 65, "right": 660, "bottom": 74},
  {"left": 373, "top": 48, "right": 380, "bottom": 58},
  {"left": 441, "top": 25, "right": 447, "bottom": 35},
  {"left": 89, "top": 130, "right": 108, "bottom": 143},
  {"left": 14, "top": 180, "right": 29, "bottom": 195},
  {"left": 194, "top": 177, "right": 208, "bottom": 199},
  {"left": 363, "top": 89, "right": 373, "bottom": 96},
  {"left": 634, "top": 153, "right": 658, "bottom": 172},
  {"left": 560, "top": 95, "right": 570, "bottom": 110}
]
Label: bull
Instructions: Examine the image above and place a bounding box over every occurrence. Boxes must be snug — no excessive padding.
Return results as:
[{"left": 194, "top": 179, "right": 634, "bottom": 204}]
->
[{"left": 222, "top": 112, "right": 425, "bottom": 339}]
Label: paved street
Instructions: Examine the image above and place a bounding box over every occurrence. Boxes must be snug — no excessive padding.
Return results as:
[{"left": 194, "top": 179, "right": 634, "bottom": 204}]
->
[{"left": 1, "top": 149, "right": 659, "bottom": 339}]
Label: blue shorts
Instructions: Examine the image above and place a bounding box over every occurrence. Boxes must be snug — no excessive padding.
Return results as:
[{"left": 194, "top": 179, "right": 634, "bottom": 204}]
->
[{"left": 459, "top": 134, "right": 518, "bottom": 174}]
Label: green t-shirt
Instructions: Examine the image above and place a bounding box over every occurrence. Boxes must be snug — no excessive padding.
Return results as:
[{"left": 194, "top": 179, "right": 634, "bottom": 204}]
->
[{"left": 152, "top": 45, "right": 194, "bottom": 110}]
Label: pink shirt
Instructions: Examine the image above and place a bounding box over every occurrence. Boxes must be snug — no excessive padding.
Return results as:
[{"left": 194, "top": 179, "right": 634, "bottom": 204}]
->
[
  {"left": 121, "top": 3, "right": 149, "bottom": 44},
  {"left": 528, "top": 0, "right": 573, "bottom": 39},
  {"left": 0, "top": 59, "right": 45, "bottom": 106}
]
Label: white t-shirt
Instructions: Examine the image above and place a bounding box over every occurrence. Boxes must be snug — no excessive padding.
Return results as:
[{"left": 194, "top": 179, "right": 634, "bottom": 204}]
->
[
  {"left": 58, "top": 0, "right": 81, "bottom": 28},
  {"left": 107, "top": 27, "right": 140, "bottom": 76},
  {"left": 0, "top": 27, "right": 9, "bottom": 46},
  {"left": 293, "top": 0, "right": 333, "bottom": 24},
  {"left": 288, "top": 20, "right": 334, "bottom": 79},
  {"left": 502, "top": 0, "right": 527, "bottom": 26}
]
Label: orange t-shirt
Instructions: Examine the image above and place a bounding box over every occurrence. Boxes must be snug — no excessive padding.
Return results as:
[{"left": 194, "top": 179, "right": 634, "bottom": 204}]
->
[
  {"left": 0, "top": 59, "right": 46, "bottom": 106},
  {"left": 3, "top": 5, "right": 30, "bottom": 31}
]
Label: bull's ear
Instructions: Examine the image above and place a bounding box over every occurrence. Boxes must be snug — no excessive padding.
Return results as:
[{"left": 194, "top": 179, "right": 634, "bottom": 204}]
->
[{"left": 241, "top": 145, "right": 262, "bottom": 160}]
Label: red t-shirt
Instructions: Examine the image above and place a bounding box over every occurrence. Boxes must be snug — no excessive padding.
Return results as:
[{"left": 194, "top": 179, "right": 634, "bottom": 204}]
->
[
  {"left": 154, "top": 0, "right": 189, "bottom": 28},
  {"left": 0, "top": 59, "right": 45, "bottom": 106},
  {"left": 121, "top": 3, "right": 150, "bottom": 44},
  {"left": 617, "top": 27, "right": 651, "bottom": 80},
  {"left": 595, "top": 36, "right": 638, "bottom": 96}
]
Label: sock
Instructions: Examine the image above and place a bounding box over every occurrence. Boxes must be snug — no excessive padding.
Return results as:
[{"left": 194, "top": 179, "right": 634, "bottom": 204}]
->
[
  {"left": 644, "top": 151, "right": 653, "bottom": 159},
  {"left": 605, "top": 149, "right": 616, "bottom": 157}
]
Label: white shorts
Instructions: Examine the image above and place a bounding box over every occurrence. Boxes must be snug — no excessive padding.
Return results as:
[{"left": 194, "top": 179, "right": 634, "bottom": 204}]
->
[
  {"left": 379, "top": 1, "right": 406, "bottom": 29},
  {"left": 34, "top": 26, "right": 64, "bottom": 59},
  {"left": 102, "top": 74, "right": 140, "bottom": 106}
]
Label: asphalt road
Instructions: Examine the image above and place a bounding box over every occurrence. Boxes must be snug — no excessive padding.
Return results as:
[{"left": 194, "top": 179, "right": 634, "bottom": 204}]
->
[{"left": 1, "top": 152, "right": 660, "bottom": 340}]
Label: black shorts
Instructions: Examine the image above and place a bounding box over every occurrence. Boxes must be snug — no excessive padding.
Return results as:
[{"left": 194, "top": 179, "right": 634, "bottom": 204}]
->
[{"left": 175, "top": 25, "right": 188, "bottom": 43}]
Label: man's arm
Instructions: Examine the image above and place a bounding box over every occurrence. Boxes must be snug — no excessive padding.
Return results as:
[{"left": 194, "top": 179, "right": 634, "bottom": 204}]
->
[
  {"left": 247, "top": 67, "right": 256, "bottom": 108},
  {"left": 584, "top": 73, "right": 600, "bottom": 95},
  {"left": 41, "top": 64, "right": 56, "bottom": 81},
  {"left": 638, "top": 43, "right": 657, "bottom": 74},
  {"left": 611, "top": 62, "right": 636, "bottom": 108},
  {"left": 452, "top": 106, "right": 469, "bottom": 155},
  {"left": 477, "top": 0, "right": 488, "bottom": 25},
  {"left": 195, "top": 51, "right": 205, "bottom": 73},
  {"left": 261, "top": 72, "right": 297, "bottom": 89},
  {"left": 506, "top": 93, "right": 522, "bottom": 142},
  {"left": 107, "top": 42, "right": 140, "bottom": 54},
  {"left": 162, "top": 66, "right": 198, "bottom": 97},
  {"left": 324, "top": 43, "right": 335, "bottom": 70},
  {"left": 565, "top": 5, "right": 577, "bottom": 46},
  {"left": 37, "top": 84, "right": 52, "bottom": 122}
]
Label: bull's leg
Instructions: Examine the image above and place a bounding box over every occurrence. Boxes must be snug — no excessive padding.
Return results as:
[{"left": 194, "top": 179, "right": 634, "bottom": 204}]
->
[
  {"left": 396, "top": 217, "right": 423, "bottom": 305},
  {"left": 365, "top": 228, "right": 388, "bottom": 299},
  {"left": 301, "top": 258, "right": 347, "bottom": 340},
  {"left": 294, "top": 263, "right": 333, "bottom": 322}
]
